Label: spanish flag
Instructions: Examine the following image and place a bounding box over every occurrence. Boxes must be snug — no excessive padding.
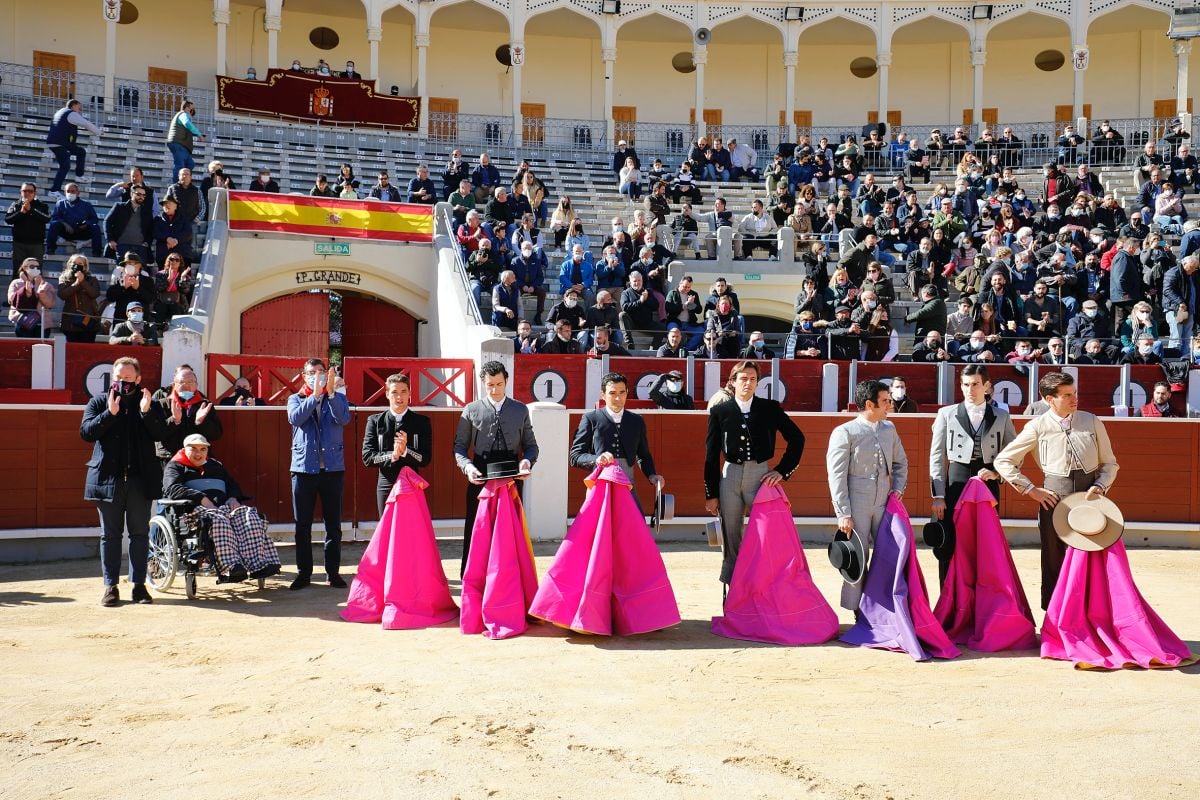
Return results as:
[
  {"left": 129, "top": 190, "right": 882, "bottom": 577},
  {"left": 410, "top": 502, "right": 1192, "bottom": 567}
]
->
[{"left": 227, "top": 191, "right": 434, "bottom": 242}]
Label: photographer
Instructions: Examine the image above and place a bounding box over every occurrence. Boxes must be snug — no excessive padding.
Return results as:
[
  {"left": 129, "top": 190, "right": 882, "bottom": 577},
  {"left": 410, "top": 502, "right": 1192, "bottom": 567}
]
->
[{"left": 58, "top": 254, "right": 102, "bottom": 343}]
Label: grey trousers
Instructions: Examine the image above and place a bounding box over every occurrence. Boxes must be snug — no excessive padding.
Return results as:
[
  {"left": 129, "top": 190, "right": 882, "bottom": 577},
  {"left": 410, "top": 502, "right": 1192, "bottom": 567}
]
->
[
  {"left": 1038, "top": 470, "right": 1095, "bottom": 610},
  {"left": 840, "top": 476, "right": 892, "bottom": 611},
  {"left": 718, "top": 460, "right": 771, "bottom": 584}
]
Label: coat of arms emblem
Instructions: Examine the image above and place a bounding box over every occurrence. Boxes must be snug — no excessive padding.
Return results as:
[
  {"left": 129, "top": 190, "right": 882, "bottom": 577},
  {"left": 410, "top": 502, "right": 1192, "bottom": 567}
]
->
[{"left": 309, "top": 86, "right": 333, "bottom": 117}]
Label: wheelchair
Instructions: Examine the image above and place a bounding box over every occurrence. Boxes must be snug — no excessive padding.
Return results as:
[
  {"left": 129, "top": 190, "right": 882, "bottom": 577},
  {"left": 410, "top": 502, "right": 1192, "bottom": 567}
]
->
[{"left": 146, "top": 499, "right": 269, "bottom": 600}]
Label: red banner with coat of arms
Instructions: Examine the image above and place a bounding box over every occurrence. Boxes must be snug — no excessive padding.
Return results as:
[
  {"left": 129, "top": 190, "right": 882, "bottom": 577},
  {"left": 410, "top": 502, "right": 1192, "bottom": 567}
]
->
[{"left": 216, "top": 70, "right": 419, "bottom": 130}]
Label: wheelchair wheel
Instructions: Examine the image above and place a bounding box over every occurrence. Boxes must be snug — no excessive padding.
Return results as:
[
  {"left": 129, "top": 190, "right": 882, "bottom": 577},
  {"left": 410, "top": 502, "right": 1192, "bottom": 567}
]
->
[
  {"left": 184, "top": 572, "right": 198, "bottom": 600},
  {"left": 147, "top": 515, "right": 178, "bottom": 592}
]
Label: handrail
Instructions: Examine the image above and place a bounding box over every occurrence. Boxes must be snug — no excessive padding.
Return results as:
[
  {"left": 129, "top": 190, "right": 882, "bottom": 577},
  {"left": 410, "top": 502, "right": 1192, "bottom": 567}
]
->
[{"left": 435, "top": 202, "right": 484, "bottom": 325}]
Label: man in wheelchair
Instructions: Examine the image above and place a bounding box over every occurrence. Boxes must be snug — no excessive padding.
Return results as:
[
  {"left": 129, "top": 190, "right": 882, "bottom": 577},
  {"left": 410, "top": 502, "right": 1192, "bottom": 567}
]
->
[{"left": 162, "top": 434, "right": 281, "bottom": 582}]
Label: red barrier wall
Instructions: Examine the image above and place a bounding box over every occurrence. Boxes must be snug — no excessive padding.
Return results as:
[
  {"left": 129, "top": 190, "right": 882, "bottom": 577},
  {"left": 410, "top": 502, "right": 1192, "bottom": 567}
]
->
[
  {"left": 65, "top": 344, "right": 163, "bottom": 404},
  {"left": 513, "top": 354, "right": 589, "bottom": 408}
]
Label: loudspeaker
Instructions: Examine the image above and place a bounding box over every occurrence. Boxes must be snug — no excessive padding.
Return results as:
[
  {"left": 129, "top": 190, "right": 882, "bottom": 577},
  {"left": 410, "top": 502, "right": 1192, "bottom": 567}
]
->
[{"left": 694, "top": 27, "right": 711, "bottom": 45}]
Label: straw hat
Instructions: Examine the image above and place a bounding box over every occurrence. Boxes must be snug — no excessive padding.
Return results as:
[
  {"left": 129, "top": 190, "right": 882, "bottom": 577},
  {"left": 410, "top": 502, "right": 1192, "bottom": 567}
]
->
[{"left": 1052, "top": 492, "right": 1125, "bottom": 552}]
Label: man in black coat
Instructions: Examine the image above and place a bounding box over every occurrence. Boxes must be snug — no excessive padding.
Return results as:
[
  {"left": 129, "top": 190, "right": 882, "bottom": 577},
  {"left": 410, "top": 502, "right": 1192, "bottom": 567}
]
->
[
  {"left": 361, "top": 373, "right": 433, "bottom": 516},
  {"left": 80, "top": 356, "right": 170, "bottom": 607},
  {"left": 569, "top": 372, "right": 663, "bottom": 509},
  {"left": 703, "top": 360, "right": 805, "bottom": 588},
  {"left": 612, "top": 141, "right": 639, "bottom": 178},
  {"left": 103, "top": 188, "right": 155, "bottom": 264},
  {"left": 1108, "top": 237, "right": 1144, "bottom": 331},
  {"left": 5, "top": 182, "right": 50, "bottom": 277},
  {"left": 151, "top": 364, "right": 222, "bottom": 462}
]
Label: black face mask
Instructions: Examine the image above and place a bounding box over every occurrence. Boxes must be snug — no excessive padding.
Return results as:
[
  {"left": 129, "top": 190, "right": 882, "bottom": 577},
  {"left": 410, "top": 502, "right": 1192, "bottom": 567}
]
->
[{"left": 116, "top": 380, "right": 138, "bottom": 396}]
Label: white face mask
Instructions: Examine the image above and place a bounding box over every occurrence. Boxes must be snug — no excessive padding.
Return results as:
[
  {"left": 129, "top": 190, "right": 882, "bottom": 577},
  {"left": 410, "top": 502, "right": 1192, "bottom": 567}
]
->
[
  {"left": 971, "top": 340, "right": 985, "bottom": 350},
  {"left": 1017, "top": 347, "right": 1031, "bottom": 357},
  {"left": 65, "top": 192, "right": 79, "bottom": 202},
  {"left": 890, "top": 387, "right": 906, "bottom": 400},
  {"left": 564, "top": 298, "right": 577, "bottom": 308},
  {"left": 1138, "top": 344, "right": 1153, "bottom": 355},
  {"left": 25, "top": 268, "right": 40, "bottom": 279},
  {"left": 1137, "top": 311, "right": 1151, "bottom": 321},
  {"left": 666, "top": 380, "right": 682, "bottom": 393},
  {"left": 521, "top": 249, "right": 533, "bottom": 259},
  {"left": 866, "top": 300, "right": 877, "bottom": 310},
  {"left": 1084, "top": 308, "right": 1097, "bottom": 318}
]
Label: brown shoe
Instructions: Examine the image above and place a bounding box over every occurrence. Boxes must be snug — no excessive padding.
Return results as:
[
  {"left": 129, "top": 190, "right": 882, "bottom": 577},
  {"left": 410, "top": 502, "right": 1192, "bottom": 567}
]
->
[
  {"left": 130, "top": 584, "right": 153, "bottom": 604},
  {"left": 101, "top": 585, "right": 120, "bottom": 607}
]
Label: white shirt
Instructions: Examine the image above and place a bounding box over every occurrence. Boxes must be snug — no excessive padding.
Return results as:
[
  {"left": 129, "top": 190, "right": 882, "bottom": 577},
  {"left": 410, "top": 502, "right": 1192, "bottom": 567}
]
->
[
  {"left": 604, "top": 407, "right": 624, "bottom": 424},
  {"left": 391, "top": 409, "right": 407, "bottom": 425},
  {"left": 488, "top": 397, "right": 505, "bottom": 414},
  {"left": 1049, "top": 410, "right": 1072, "bottom": 430},
  {"left": 859, "top": 415, "right": 880, "bottom": 430},
  {"left": 964, "top": 400, "right": 987, "bottom": 429},
  {"left": 734, "top": 396, "right": 753, "bottom": 415}
]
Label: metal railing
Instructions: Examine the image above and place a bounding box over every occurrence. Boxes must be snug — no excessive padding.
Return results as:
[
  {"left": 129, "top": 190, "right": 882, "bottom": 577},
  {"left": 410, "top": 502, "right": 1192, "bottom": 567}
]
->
[
  {"left": 518, "top": 116, "right": 606, "bottom": 155},
  {"left": 623, "top": 122, "right": 695, "bottom": 161},
  {"left": 435, "top": 202, "right": 483, "bottom": 325},
  {"left": 426, "top": 112, "right": 511, "bottom": 150}
]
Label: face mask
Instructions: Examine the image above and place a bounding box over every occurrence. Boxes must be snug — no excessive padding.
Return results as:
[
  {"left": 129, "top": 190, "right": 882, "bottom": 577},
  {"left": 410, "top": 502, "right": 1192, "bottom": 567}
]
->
[
  {"left": 1084, "top": 309, "right": 1097, "bottom": 318},
  {"left": 260, "top": 175, "right": 271, "bottom": 183},
  {"left": 836, "top": 279, "right": 848, "bottom": 287},
  {"left": 1138, "top": 344, "right": 1153, "bottom": 355},
  {"left": 1137, "top": 312, "right": 1151, "bottom": 321},
  {"left": 666, "top": 380, "right": 682, "bottom": 393},
  {"left": 26, "top": 268, "right": 40, "bottom": 279},
  {"left": 117, "top": 380, "right": 138, "bottom": 396},
  {"left": 595, "top": 342, "right": 608, "bottom": 351},
  {"left": 128, "top": 312, "right": 144, "bottom": 324},
  {"left": 306, "top": 375, "right": 321, "bottom": 390},
  {"left": 866, "top": 300, "right": 878, "bottom": 310},
  {"left": 558, "top": 333, "right": 571, "bottom": 342},
  {"left": 971, "top": 340, "right": 984, "bottom": 351},
  {"left": 753, "top": 340, "right": 764, "bottom": 351},
  {"left": 800, "top": 321, "right": 813, "bottom": 331},
  {"left": 65, "top": 192, "right": 78, "bottom": 202},
  {"left": 522, "top": 250, "right": 533, "bottom": 259},
  {"left": 1017, "top": 348, "right": 1031, "bottom": 357},
  {"left": 1016, "top": 193, "right": 1025, "bottom": 200},
  {"left": 1087, "top": 350, "right": 1101, "bottom": 357},
  {"left": 890, "top": 387, "right": 906, "bottom": 400},
  {"left": 177, "top": 390, "right": 194, "bottom": 401},
  {"left": 565, "top": 299, "right": 577, "bottom": 308},
  {"left": 1193, "top": 349, "right": 1200, "bottom": 358},
  {"left": 1048, "top": 213, "right": 1059, "bottom": 220}
]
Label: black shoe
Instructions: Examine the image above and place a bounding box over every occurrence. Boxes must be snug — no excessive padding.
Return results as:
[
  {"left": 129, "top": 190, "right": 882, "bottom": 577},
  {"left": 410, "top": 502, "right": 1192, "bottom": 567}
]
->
[
  {"left": 131, "top": 584, "right": 153, "bottom": 604},
  {"left": 101, "top": 585, "right": 120, "bottom": 607},
  {"left": 228, "top": 567, "right": 249, "bottom": 583},
  {"left": 250, "top": 564, "right": 282, "bottom": 580},
  {"left": 328, "top": 574, "right": 347, "bottom": 589},
  {"left": 289, "top": 575, "right": 311, "bottom": 591}
]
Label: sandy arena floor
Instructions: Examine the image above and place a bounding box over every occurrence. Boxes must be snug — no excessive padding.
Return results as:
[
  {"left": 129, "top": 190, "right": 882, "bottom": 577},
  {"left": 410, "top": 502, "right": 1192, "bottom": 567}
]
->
[{"left": 2, "top": 541, "right": 1199, "bottom": 800}]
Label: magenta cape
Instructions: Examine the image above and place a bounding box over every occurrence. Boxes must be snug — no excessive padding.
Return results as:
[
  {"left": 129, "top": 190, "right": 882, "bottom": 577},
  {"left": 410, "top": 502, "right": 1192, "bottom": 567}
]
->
[
  {"left": 529, "top": 465, "right": 681, "bottom": 636},
  {"left": 711, "top": 483, "right": 839, "bottom": 645},
  {"left": 460, "top": 478, "right": 539, "bottom": 639},
  {"left": 841, "top": 496, "right": 961, "bottom": 661},
  {"left": 1041, "top": 539, "right": 1197, "bottom": 669},
  {"left": 340, "top": 468, "right": 459, "bottom": 629},
  {"left": 933, "top": 478, "right": 1038, "bottom": 651}
]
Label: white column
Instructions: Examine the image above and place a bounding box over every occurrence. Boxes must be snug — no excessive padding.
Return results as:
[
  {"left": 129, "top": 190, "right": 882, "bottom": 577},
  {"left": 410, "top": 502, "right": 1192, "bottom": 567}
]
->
[
  {"left": 368, "top": 26, "right": 382, "bottom": 87},
  {"left": 602, "top": 46, "right": 616, "bottom": 147},
  {"left": 783, "top": 50, "right": 797, "bottom": 142},
  {"left": 693, "top": 46, "right": 707, "bottom": 139},
  {"left": 971, "top": 46, "right": 986, "bottom": 132},
  {"left": 214, "top": 8, "right": 230, "bottom": 76},
  {"left": 876, "top": 50, "right": 892, "bottom": 127},
  {"left": 415, "top": 32, "right": 429, "bottom": 137},
  {"left": 103, "top": 18, "right": 116, "bottom": 111},
  {"left": 265, "top": 14, "right": 281, "bottom": 69},
  {"left": 511, "top": 38, "right": 524, "bottom": 147},
  {"left": 1176, "top": 39, "right": 1192, "bottom": 125},
  {"left": 1071, "top": 42, "right": 1086, "bottom": 122},
  {"left": 524, "top": 402, "right": 569, "bottom": 541}
]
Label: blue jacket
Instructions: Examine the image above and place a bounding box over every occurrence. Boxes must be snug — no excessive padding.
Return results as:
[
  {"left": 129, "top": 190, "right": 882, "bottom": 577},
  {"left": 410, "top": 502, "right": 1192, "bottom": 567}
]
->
[
  {"left": 510, "top": 252, "right": 545, "bottom": 292},
  {"left": 471, "top": 163, "right": 501, "bottom": 190},
  {"left": 595, "top": 257, "right": 625, "bottom": 290},
  {"left": 287, "top": 390, "right": 351, "bottom": 473},
  {"left": 558, "top": 254, "right": 595, "bottom": 294},
  {"left": 51, "top": 197, "right": 101, "bottom": 231},
  {"left": 46, "top": 106, "right": 78, "bottom": 146}
]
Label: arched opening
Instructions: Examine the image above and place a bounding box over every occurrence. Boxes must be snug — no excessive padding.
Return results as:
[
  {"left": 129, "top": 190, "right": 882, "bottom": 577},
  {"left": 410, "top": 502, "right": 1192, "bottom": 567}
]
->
[
  {"left": 1086, "top": 5, "right": 1175, "bottom": 120},
  {"left": 379, "top": 4, "right": 416, "bottom": 98},
  {"left": 524, "top": 8, "right": 603, "bottom": 121},
  {"left": 985, "top": 12, "right": 1072, "bottom": 122},
  {"left": 427, "top": 1, "right": 512, "bottom": 119},
  {"left": 240, "top": 289, "right": 419, "bottom": 360},
  {"left": 890, "top": 17, "right": 972, "bottom": 126},
  {"left": 796, "top": 17, "right": 877, "bottom": 126},
  {"left": 614, "top": 13, "right": 694, "bottom": 130},
  {"left": 706, "top": 15, "right": 785, "bottom": 127}
]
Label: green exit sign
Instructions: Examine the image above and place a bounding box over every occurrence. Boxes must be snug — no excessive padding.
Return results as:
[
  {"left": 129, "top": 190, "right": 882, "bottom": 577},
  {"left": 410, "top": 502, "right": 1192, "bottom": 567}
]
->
[
  {"left": 315, "top": 242, "right": 351, "bottom": 256},
  {"left": 743, "top": 273, "right": 762, "bottom": 281}
]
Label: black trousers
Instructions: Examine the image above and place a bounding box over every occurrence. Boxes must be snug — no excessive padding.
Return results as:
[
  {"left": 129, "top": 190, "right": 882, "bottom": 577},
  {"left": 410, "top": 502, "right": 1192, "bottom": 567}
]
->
[
  {"left": 935, "top": 460, "right": 999, "bottom": 587},
  {"left": 1038, "top": 470, "right": 1095, "bottom": 610},
  {"left": 292, "top": 470, "right": 344, "bottom": 578},
  {"left": 461, "top": 452, "right": 520, "bottom": 577}
]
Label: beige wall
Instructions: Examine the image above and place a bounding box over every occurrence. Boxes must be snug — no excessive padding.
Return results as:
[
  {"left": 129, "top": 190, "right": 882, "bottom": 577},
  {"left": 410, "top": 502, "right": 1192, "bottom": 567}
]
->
[{"left": 1, "top": 2, "right": 1196, "bottom": 125}]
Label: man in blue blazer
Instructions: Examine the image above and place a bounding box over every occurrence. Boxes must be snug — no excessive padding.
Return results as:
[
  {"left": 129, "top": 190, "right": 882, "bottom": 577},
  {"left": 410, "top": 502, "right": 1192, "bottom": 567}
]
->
[{"left": 287, "top": 358, "right": 351, "bottom": 590}]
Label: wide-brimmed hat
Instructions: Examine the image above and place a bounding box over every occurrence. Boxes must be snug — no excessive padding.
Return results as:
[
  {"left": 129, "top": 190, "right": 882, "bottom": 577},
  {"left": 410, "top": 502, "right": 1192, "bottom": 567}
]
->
[
  {"left": 828, "top": 529, "right": 865, "bottom": 585},
  {"left": 922, "top": 518, "right": 946, "bottom": 549},
  {"left": 1052, "top": 492, "right": 1124, "bottom": 551},
  {"left": 484, "top": 460, "right": 528, "bottom": 480}
]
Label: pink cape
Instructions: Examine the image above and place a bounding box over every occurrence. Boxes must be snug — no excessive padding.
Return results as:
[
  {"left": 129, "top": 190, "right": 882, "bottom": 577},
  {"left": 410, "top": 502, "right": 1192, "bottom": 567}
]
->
[
  {"left": 841, "top": 496, "right": 960, "bottom": 661},
  {"left": 340, "top": 468, "right": 459, "bottom": 629},
  {"left": 459, "top": 477, "right": 539, "bottom": 639},
  {"left": 933, "top": 478, "right": 1038, "bottom": 651},
  {"left": 1041, "top": 539, "right": 1197, "bottom": 669},
  {"left": 711, "top": 483, "right": 839, "bottom": 645},
  {"left": 529, "top": 464, "right": 681, "bottom": 636}
]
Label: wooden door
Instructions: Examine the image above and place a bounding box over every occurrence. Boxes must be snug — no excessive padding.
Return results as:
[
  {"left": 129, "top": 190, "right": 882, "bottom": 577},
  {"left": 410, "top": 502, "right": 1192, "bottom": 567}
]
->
[
  {"left": 241, "top": 292, "right": 330, "bottom": 360},
  {"left": 961, "top": 108, "right": 998, "bottom": 127},
  {"left": 865, "top": 110, "right": 901, "bottom": 128},
  {"left": 613, "top": 105, "right": 637, "bottom": 145},
  {"left": 148, "top": 67, "right": 188, "bottom": 113},
  {"left": 1154, "top": 98, "right": 1193, "bottom": 118},
  {"left": 339, "top": 296, "right": 419, "bottom": 358},
  {"left": 521, "top": 102, "right": 545, "bottom": 145},
  {"left": 33, "top": 51, "right": 75, "bottom": 100},
  {"left": 428, "top": 97, "right": 459, "bottom": 140},
  {"left": 1054, "top": 104, "right": 1091, "bottom": 123},
  {"left": 690, "top": 108, "right": 722, "bottom": 139},
  {"left": 778, "top": 110, "right": 813, "bottom": 132}
]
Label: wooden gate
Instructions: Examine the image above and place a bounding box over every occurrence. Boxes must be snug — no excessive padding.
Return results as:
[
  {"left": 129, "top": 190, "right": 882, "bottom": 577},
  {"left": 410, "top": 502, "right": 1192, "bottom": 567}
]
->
[
  {"left": 339, "top": 295, "right": 419, "bottom": 358},
  {"left": 240, "top": 292, "right": 330, "bottom": 359}
]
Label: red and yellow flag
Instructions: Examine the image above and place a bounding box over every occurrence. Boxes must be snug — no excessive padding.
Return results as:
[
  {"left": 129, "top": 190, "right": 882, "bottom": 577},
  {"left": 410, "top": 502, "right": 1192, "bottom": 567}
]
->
[{"left": 227, "top": 191, "right": 434, "bottom": 242}]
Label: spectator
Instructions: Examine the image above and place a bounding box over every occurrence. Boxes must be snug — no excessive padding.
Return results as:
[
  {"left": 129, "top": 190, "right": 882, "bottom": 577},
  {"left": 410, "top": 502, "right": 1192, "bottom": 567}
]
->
[
  {"left": 315, "top": 59, "right": 332, "bottom": 77},
  {"left": 726, "top": 138, "right": 761, "bottom": 181},
  {"left": 957, "top": 330, "right": 1001, "bottom": 364},
  {"left": 549, "top": 196, "right": 576, "bottom": 250},
  {"left": 401, "top": 163, "right": 434, "bottom": 205},
  {"left": 692, "top": 331, "right": 722, "bottom": 360},
  {"left": 587, "top": 325, "right": 630, "bottom": 358},
  {"left": 108, "top": 165, "right": 158, "bottom": 212},
  {"left": 245, "top": 67, "right": 258, "bottom": 80},
  {"left": 709, "top": 138, "right": 734, "bottom": 182},
  {"left": 620, "top": 271, "right": 662, "bottom": 350},
  {"left": 582, "top": 290, "right": 621, "bottom": 349},
  {"left": 671, "top": 203, "right": 701, "bottom": 255},
  {"left": 882, "top": 376, "right": 916, "bottom": 413},
  {"left": 547, "top": 287, "right": 587, "bottom": 333},
  {"left": 1024, "top": 281, "right": 1061, "bottom": 339},
  {"left": 595, "top": 247, "right": 625, "bottom": 292},
  {"left": 672, "top": 162, "right": 702, "bottom": 205},
  {"left": 822, "top": 303, "right": 862, "bottom": 360},
  {"left": 737, "top": 200, "right": 778, "bottom": 259},
  {"left": 1134, "top": 382, "right": 1180, "bottom": 417},
  {"left": 1037, "top": 336, "right": 1067, "bottom": 365},
  {"left": 705, "top": 296, "right": 742, "bottom": 358},
  {"left": 649, "top": 370, "right": 692, "bottom": 410},
  {"left": 541, "top": 319, "right": 583, "bottom": 355},
  {"left": 563, "top": 219, "right": 589, "bottom": 257},
  {"left": 150, "top": 364, "right": 222, "bottom": 462},
  {"left": 46, "top": 98, "right": 101, "bottom": 195},
  {"left": 491, "top": 269, "right": 522, "bottom": 331},
  {"left": 105, "top": 253, "right": 154, "bottom": 325},
  {"left": 656, "top": 327, "right": 689, "bottom": 358},
  {"left": 310, "top": 174, "right": 338, "bottom": 198},
  {"left": 838, "top": 232, "right": 879, "bottom": 284},
  {"left": 246, "top": 168, "right": 279, "bottom": 194},
  {"left": 946, "top": 297, "right": 975, "bottom": 346},
  {"left": 104, "top": 183, "right": 154, "bottom": 264},
  {"left": 1120, "top": 333, "right": 1163, "bottom": 366},
  {"left": 1118, "top": 301, "right": 1161, "bottom": 355},
  {"left": 790, "top": 311, "right": 825, "bottom": 359},
  {"left": 740, "top": 331, "right": 775, "bottom": 359},
  {"left": 557, "top": 243, "right": 595, "bottom": 306},
  {"left": 905, "top": 284, "right": 948, "bottom": 344},
  {"left": 514, "top": 319, "right": 541, "bottom": 354},
  {"left": 522, "top": 170, "right": 548, "bottom": 226},
  {"left": 342, "top": 60, "right": 361, "bottom": 80},
  {"left": 1090, "top": 121, "right": 1126, "bottom": 165},
  {"left": 1109, "top": 236, "right": 1144, "bottom": 331},
  {"left": 287, "top": 358, "right": 351, "bottom": 590},
  {"left": 290, "top": 59, "right": 304, "bottom": 71},
  {"left": 466, "top": 237, "right": 499, "bottom": 308},
  {"left": 645, "top": 181, "right": 671, "bottom": 226},
  {"left": 5, "top": 182, "right": 50, "bottom": 276},
  {"left": 166, "top": 168, "right": 203, "bottom": 231},
  {"left": 1066, "top": 299, "right": 1114, "bottom": 359},
  {"left": 471, "top": 152, "right": 501, "bottom": 203},
  {"left": 335, "top": 163, "right": 360, "bottom": 197},
  {"left": 109, "top": 300, "right": 158, "bottom": 346},
  {"left": 618, "top": 157, "right": 642, "bottom": 201},
  {"left": 1163, "top": 254, "right": 1198, "bottom": 351},
  {"left": 7, "top": 258, "right": 56, "bottom": 338},
  {"left": 154, "top": 252, "right": 194, "bottom": 323},
  {"left": 43, "top": 182, "right": 103, "bottom": 257},
  {"left": 665, "top": 275, "right": 704, "bottom": 348},
  {"left": 703, "top": 277, "right": 742, "bottom": 318},
  {"left": 1133, "top": 142, "right": 1165, "bottom": 187},
  {"left": 612, "top": 140, "right": 639, "bottom": 178},
  {"left": 911, "top": 330, "right": 951, "bottom": 363},
  {"left": 447, "top": 179, "right": 476, "bottom": 226},
  {"left": 511, "top": 241, "right": 546, "bottom": 325},
  {"left": 456, "top": 209, "right": 488, "bottom": 256},
  {"left": 1056, "top": 124, "right": 1084, "bottom": 165},
  {"left": 165, "top": 99, "right": 205, "bottom": 175},
  {"left": 442, "top": 149, "right": 470, "bottom": 199},
  {"left": 219, "top": 376, "right": 265, "bottom": 407},
  {"left": 1075, "top": 338, "right": 1115, "bottom": 365},
  {"left": 1153, "top": 182, "right": 1186, "bottom": 235},
  {"left": 1172, "top": 144, "right": 1199, "bottom": 193},
  {"left": 483, "top": 186, "right": 515, "bottom": 242},
  {"left": 368, "top": 170, "right": 403, "bottom": 202},
  {"left": 57, "top": 253, "right": 101, "bottom": 343},
  {"left": 1005, "top": 338, "right": 1037, "bottom": 365}
]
